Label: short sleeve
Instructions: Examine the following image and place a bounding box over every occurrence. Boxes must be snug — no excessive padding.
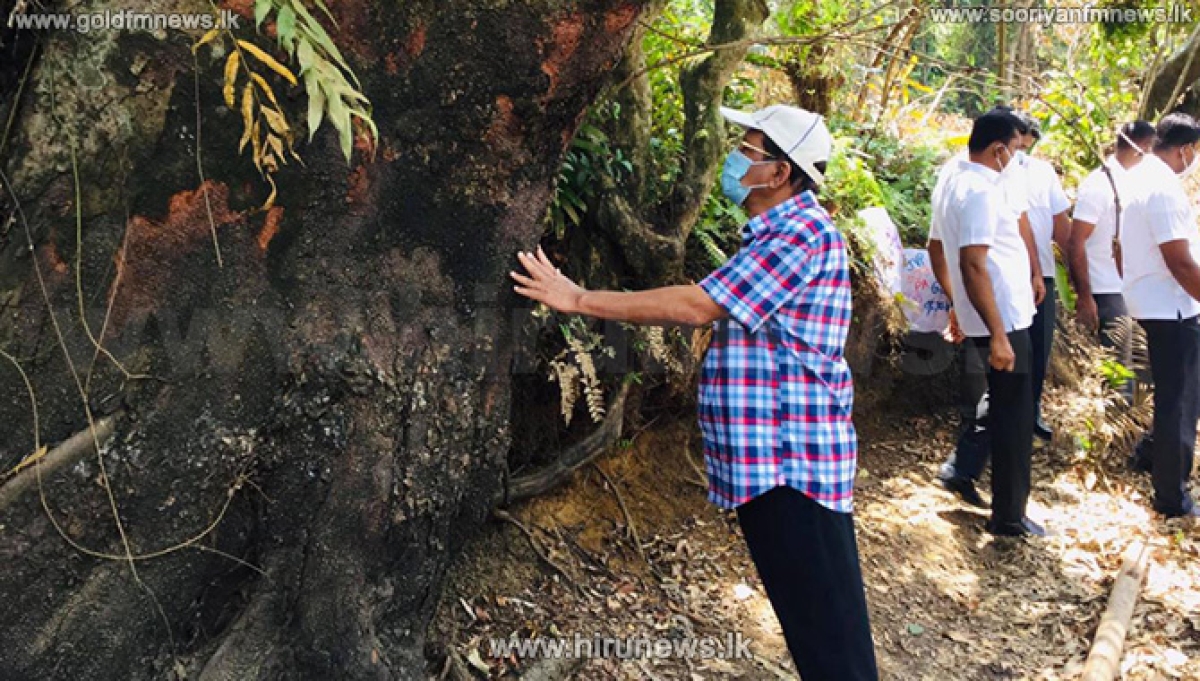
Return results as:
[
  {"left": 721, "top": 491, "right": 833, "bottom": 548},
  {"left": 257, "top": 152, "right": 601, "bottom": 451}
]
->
[
  {"left": 1073, "top": 173, "right": 1110, "bottom": 224},
  {"left": 699, "top": 231, "right": 820, "bottom": 333},
  {"left": 1147, "top": 188, "right": 1195, "bottom": 245},
  {"left": 1003, "top": 169, "right": 1030, "bottom": 214},
  {"left": 1047, "top": 168, "right": 1071, "bottom": 215},
  {"left": 958, "top": 186, "right": 999, "bottom": 248},
  {"left": 929, "top": 199, "right": 943, "bottom": 241}
]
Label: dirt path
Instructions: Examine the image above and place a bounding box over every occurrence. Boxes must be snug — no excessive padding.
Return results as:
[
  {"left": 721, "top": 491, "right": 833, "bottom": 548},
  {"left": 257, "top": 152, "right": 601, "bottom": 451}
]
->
[{"left": 431, "top": 399, "right": 1199, "bottom": 679}]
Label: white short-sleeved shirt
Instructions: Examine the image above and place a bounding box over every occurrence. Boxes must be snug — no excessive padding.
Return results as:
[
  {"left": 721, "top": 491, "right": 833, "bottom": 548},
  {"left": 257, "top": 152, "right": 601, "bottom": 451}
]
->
[
  {"left": 1010, "top": 154, "right": 1071, "bottom": 275},
  {"left": 1073, "top": 157, "right": 1132, "bottom": 295},
  {"left": 928, "top": 152, "right": 971, "bottom": 243},
  {"left": 1120, "top": 154, "right": 1200, "bottom": 320},
  {"left": 935, "top": 160, "right": 1035, "bottom": 337}
]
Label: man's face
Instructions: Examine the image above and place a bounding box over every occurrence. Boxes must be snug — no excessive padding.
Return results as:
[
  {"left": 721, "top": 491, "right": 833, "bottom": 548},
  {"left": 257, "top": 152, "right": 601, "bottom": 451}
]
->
[
  {"left": 993, "top": 138, "right": 1020, "bottom": 173},
  {"left": 1017, "top": 132, "right": 1035, "bottom": 151},
  {"left": 738, "top": 130, "right": 783, "bottom": 189}
]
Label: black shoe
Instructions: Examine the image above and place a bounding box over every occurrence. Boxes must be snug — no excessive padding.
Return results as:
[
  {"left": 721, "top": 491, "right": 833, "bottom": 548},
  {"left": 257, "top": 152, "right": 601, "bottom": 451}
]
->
[
  {"left": 941, "top": 475, "right": 988, "bottom": 509},
  {"left": 986, "top": 517, "right": 1049, "bottom": 537},
  {"left": 1153, "top": 500, "right": 1200, "bottom": 519},
  {"left": 1034, "top": 419, "right": 1053, "bottom": 441}
]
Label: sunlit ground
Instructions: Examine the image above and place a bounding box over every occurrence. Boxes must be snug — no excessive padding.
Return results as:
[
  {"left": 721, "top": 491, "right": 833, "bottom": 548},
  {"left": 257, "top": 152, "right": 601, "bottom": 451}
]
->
[{"left": 434, "top": 378, "right": 1198, "bottom": 680}]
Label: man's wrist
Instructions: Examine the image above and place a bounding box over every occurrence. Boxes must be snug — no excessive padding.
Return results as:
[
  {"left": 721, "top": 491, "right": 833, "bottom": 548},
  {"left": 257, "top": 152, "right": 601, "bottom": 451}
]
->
[{"left": 571, "top": 290, "right": 589, "bottom": 316}]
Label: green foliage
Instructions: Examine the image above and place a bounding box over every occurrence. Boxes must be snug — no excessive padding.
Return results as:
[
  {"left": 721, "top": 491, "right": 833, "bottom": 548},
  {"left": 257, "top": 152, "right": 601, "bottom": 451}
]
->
[
  {"left": 1099, "top": 358, "right": 1135, "bottom": 390},
  {"left": 548, "top": 103, "right": 634, "bottom": 238},
  {"left": 861, "top": 134, "right": 942, "bottom": 244},
  {"left": 253, "top": 0, "right": 376, "bottom": 161},
  {"left": 1055, "top": 261, "right": 1077, "bottom": 313},
  {"left": 690, "top": 190, "right": 747, "bottom": 268}
]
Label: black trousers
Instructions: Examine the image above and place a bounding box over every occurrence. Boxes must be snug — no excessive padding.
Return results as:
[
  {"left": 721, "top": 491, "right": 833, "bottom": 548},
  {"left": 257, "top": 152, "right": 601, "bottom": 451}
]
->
[
  {"left": 946, "top": 339, "right": 990, "bottom": 480},
  {"left": 1140, "top": 316, "right": 1200, "bottom": 516},
  {"left": 1030, "top": 277, "right": 1056, "bottom": 420},
  {"left": 945, "top": 290, "right": 1048, "bottom": 481},
  {"left": 952, "top": 331, "right": 1034, "bottom": 524},
  {"left": 736, "top": 486, "right": 878, "bottom": 681},
  {"left": 1095, "top": 293, "right": 1134, "bottom": 401}
]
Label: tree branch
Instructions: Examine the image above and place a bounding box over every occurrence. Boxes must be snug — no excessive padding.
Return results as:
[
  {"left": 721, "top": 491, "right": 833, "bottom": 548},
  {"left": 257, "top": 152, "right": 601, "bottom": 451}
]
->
[
  {"left": 495, "top": 382, "right": 630, "bottom": 507},
  {"left": 661, "top": 0, "right": 769, "bottom": 239}
]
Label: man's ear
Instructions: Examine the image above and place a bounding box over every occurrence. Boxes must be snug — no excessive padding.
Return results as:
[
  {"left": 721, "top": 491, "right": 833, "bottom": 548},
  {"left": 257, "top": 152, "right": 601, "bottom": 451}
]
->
[{"left": 772, "top": 159, "right": 791, "bottom": 189}]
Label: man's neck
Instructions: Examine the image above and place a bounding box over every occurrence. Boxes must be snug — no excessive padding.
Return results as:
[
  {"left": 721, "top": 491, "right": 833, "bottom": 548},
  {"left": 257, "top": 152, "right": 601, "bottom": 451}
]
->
[
  {"left": 745, "top": 191, "right": 798, "bottom": 219},
  {"left": 967, "top": 153, "right": 1001, "bottom": 174},
  {"left": 1115, "top": 149, "right": 1141, "bottom": 170},
  {"left": 1153, "top": 149, "right": 1182, "bottom": 174}
]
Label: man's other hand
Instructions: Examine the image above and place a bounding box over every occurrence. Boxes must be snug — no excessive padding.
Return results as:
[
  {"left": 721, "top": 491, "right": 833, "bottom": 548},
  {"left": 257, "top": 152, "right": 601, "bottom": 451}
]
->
[
  {"left": 1075, "top": 295, "right": 1099, "bottom": 332},
  {"left": 989, "top": 333, "right": 1016, "bottom": 372},
  {"left": 1031, "top": 276, "right": 1046, "bottom": 306},
  {"left": 944, "top": 309, "right": 965, "bottom": 344}
]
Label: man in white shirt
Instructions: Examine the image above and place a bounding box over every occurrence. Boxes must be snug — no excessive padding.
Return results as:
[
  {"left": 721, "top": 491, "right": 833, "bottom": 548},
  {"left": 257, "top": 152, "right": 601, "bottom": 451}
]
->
[
  {"left": 929, "top": 151, "right": 991, "bottom": 508},
  {"left": 1119, "top": 113, "right": 1200, "bottom": 519},
  {"left": 1067, "top": 121, "right": 1155, "bottom": 402},
  {"left": 1010, "top": 112, "right": 1072, "bottom": 441},
  {"left": 930, "top": 110, "right": 1046, "bottom": 536}
]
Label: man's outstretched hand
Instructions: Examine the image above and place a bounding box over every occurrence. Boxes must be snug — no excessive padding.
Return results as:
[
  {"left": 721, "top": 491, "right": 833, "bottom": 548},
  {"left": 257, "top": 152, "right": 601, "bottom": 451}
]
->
[{"left": 511, "top": 246, "right": 586, "bottom": 315}]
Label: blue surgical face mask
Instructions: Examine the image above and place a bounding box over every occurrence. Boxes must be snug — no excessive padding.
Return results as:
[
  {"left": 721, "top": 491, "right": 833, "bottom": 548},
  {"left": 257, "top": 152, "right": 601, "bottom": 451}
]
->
[{"left": 721, "top": 149, "right": 771, "bottom": 206}]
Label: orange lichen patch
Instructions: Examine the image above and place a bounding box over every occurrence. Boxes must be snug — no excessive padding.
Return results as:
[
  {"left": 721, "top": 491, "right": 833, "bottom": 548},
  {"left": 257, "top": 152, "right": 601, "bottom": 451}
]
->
[
  {"left": 220, "top": 0, "right": 254, "bottom": 21},
  {"left": 485, "top": 95, "right": 523, "bottom": 150},
  {"left": 403, "top": 23, "right": 426, "bottom": 60},
  {"left": 540, "top": 13, "right": 585, "bottom": 98},
  {"left": 38, "top": 239, "right": 69, "bottom": 275},
  {"left": 605, "top": 3, "right": 639, "bottom": 34},
  {"left": 346, "top": 164, "right": 372, "bottom": 206},
  {"left": 315, "top": 0, "right": 378, "bottom": 62},
  {"left": 257, "top": 206, "right": 284, "bottom": 253},
  {"left": 109, "top": 181, "right": 242, "bottom": 326},
  {"left": 384, "top": 52, "right": 401, "bottom": 76}
]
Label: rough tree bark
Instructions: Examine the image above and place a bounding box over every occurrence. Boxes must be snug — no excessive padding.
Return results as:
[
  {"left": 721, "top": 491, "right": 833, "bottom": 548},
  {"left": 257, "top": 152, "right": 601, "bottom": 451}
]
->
[
  {"left": 0, "top": 0, "right": 646, "bottom": 678},
  {"left": 1140, "top": 23, "right": 1200, "bottom": 119}
]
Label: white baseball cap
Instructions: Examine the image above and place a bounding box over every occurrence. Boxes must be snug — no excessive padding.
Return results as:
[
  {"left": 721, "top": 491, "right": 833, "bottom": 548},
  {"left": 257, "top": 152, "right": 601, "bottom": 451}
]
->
[{"left": 720, "top": 105, "right": 833, "bottom": 185}]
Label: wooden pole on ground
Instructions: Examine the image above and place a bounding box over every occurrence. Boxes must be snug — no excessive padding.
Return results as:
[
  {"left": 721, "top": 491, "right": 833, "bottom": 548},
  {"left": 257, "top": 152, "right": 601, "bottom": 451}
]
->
[{"left": 1081, "top": 541, "right": 1151, "bottom": 681}]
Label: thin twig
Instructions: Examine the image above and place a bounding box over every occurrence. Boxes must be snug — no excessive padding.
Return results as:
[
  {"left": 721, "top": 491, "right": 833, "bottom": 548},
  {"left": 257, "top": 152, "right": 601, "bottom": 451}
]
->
[
  {"left": 192, "top": 49, "right": 223, "bottom": 268},
  {"left": 0, "top": 40, "right": 38, "bottom": 163},
  {"left": 493, "top": 508, "right": 578, "bottom": 591},
  {"left": 593, "top": 463, "right": 647, "bottom": 564}
]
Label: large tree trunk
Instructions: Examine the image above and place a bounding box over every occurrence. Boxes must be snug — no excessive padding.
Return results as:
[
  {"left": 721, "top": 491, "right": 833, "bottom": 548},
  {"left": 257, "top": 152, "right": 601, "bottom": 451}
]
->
[
  {"left": 0, "top": 0, "right": 644, "bottom": 678},
  {"left": 1141, "top": 23, "right": 1200, "bottom": 119}
]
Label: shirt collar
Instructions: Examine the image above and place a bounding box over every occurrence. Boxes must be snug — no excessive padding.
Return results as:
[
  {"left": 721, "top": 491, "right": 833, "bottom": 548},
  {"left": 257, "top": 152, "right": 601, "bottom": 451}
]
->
[
  {"left": 964, "top": 159, "right": 1001, "bottom": 181},
  {"left": 744, "top": 191, "right": 819, "bottom": 239}
]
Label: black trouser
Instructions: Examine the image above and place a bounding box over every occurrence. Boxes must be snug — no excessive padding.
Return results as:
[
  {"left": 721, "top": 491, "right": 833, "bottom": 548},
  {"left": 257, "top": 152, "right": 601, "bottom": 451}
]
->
[
  {"left": 1140, "top": 316, "right": 1200, "bottom": 516},
  {"left": 945, "top": 339, "right": 991, "bottom": 480},
  {"left": 736, "top": 486, "right": 878, "bottom": 681},
  {"left": 1030, "top": 277, "right": 1056, "bottom": 421},
  {"left": 1095, "top": 293, "right": 1135, "bottom": 401},
  {"left": 957, "top": 331, "right": 1034, "bottom": 524}
]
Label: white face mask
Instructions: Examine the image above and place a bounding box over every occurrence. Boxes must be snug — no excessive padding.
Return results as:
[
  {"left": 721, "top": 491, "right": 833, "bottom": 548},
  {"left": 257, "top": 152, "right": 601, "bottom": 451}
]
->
[
  {"left": 1182, "top": 145, "right": 1200, "bottom": 178},
  {"left": 996, "top": 145, "right": 1019, "bottom": 180}
]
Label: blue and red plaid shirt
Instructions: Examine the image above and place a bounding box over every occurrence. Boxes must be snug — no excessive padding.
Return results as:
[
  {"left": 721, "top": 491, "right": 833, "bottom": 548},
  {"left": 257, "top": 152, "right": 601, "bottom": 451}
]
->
[{"left": 697, "top": 191, "right": 857, "bottom": 514}]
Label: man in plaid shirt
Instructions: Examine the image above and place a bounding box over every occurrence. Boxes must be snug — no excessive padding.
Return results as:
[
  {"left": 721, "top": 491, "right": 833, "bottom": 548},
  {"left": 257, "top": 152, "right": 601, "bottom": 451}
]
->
[{"left": 512, "top": 105, "right": 877, "bottom": 680}]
